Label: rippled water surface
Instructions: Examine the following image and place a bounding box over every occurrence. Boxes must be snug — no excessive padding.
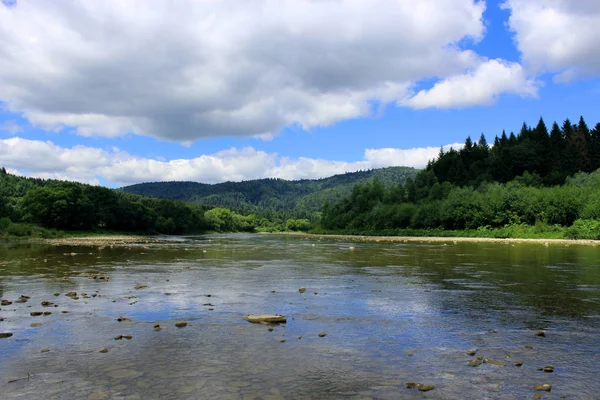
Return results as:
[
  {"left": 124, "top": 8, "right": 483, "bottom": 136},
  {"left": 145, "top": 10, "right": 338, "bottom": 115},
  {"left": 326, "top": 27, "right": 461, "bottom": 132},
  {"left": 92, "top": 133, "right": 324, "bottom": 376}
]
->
[{"left": 1, "top": 234, "right": 600, "bottom": 399}]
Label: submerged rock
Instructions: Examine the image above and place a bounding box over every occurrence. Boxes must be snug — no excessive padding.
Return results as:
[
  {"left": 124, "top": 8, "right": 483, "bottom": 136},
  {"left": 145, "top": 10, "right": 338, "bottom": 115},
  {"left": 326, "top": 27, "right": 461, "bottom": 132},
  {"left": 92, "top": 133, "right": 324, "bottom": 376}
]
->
[
  {"left": 40, "top": 349, "right": 50, "bottom": 353},
  {"left": 406, "top": 383, "right": 434, "bottom": 392},
  {"left": 537, "top": 366, "right": 554, "bottom": 373},
  {"left": 534, "top": 384, "right": 552, "bottom": 392},
  {"left": 468, "top": 357, "right": 483, "bottom": 367},
  {"left": 244, "top": 314, "right": 287, "bottom": 324},
  {"left": 484, "top": 359, "right": 506, "bottom": 367}
]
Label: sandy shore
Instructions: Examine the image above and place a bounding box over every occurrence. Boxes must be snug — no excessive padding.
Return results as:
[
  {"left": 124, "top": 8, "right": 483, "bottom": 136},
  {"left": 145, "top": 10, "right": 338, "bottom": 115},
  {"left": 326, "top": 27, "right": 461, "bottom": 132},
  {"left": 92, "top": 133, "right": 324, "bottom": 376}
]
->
[
  {"left": 280, "top": 232, "right": 600, "bottom": 246},
  {"left": 39, "top": 235, "right": 161, "bottom": 247}
]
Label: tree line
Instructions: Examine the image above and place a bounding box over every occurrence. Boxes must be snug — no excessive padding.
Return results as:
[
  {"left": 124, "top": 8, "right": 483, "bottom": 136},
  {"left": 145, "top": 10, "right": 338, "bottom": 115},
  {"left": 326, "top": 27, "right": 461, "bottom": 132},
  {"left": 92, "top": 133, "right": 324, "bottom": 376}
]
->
[{"left": 321, "top": 116, "right": 600, "bottom": 239}]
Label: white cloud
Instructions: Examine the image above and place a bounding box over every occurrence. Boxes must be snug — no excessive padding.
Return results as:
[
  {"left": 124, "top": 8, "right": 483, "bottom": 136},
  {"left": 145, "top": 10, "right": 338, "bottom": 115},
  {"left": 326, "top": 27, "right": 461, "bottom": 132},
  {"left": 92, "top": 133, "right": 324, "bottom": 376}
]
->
[
  {"left": 402, "top": 59, "right": 538, "bottom": 109},
  {"left": 504, "top": 0, "right": 600, "bottom": 81},
  {"left": 0, "top": 137, "right": 454, "bottom": 186},
  {"left": 0, "top": 0, "right": 501, "bottom": 141}
]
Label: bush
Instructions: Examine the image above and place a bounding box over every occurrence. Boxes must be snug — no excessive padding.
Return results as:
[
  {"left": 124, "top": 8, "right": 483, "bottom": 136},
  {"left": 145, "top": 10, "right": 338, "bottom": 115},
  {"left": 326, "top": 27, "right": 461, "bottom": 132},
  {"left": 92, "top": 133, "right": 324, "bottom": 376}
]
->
[{"left": 565, "top": 219, "right": 600, "bottom": 240}]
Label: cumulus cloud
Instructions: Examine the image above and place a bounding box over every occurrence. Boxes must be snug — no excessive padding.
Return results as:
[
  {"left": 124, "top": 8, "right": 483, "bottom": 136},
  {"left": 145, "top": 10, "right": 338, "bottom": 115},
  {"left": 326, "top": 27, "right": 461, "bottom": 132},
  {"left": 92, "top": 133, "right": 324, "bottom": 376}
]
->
[
  {"left": 0, "top": 0, "right": 498, "bottom": 141},
  {"left": 402, "top": 59, "right": 539, "bottom": 109},
  {"left": 0, "top": 137, "right": 452, "bottom": 186},
  {"left": 504, "top": 0, "right": 600, "bottom": 81}
]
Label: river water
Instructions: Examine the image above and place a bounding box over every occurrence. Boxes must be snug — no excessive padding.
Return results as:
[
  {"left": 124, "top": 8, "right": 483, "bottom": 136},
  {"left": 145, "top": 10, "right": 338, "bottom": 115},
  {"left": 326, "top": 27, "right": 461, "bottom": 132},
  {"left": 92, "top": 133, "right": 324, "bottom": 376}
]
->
[{"left": 0, "top": 234, "right": 599, "bottom": 399}]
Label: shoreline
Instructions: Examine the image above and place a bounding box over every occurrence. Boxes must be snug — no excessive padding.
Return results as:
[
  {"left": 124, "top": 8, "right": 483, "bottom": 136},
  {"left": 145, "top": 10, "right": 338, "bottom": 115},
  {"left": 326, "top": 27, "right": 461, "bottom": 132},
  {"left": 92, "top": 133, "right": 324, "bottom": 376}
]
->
[
  {"left": 279, "top": 232, "right": 600, "bottom": 246},
  {"left": 8, "top": 232, "right": 599, "bottom": 247},
  {"left": 35, "top": 235, "right": 162, "bottom": 247}
]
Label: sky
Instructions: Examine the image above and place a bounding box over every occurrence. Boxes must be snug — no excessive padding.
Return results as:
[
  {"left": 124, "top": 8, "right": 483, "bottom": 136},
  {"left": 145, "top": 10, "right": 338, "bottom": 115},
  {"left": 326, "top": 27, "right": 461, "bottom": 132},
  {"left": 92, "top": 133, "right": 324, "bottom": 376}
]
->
[{"left": 1, "top": 0, "right": 600, "bottom": 187}]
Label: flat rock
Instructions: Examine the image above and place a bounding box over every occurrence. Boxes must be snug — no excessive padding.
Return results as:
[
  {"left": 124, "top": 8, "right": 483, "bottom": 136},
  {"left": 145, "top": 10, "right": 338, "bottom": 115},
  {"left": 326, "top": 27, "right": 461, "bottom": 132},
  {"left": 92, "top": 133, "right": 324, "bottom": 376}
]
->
[
  {"left": 466, "top": 349, "right": 477, "bottom": 356},
  {"left": 175, "top": 322, "right": 188, "bottom": 328},
  {"left": 468, "top": 358, "right": 483, "bottom": 367},
  {"left": 406, "top": 383, "right": 434, "bottom": 392},
  {"left": 485, "top": 359, "right": 506, "bottom": 367},
  {"left": 0, "top": 332, "right": 13, "bottom": 339},
  {"left": 244, "top": 314, "right": 287, "bottom": 324},
  {"left": 534, "top": 384, "right": 552, "bottom": 392},
  {"left": 537, "top": 366, "right": 554, "bottom": 373}
]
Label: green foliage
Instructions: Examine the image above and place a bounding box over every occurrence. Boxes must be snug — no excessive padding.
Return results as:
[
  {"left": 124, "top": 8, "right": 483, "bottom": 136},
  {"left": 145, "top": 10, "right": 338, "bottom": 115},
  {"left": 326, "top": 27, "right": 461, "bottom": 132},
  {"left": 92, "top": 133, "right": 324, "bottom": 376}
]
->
[
  {"left": 121, "top": 167, "right": 417, "bottom": 214},
  {"left": 565, "top": 219, "right": 600, "bottom": 240}
]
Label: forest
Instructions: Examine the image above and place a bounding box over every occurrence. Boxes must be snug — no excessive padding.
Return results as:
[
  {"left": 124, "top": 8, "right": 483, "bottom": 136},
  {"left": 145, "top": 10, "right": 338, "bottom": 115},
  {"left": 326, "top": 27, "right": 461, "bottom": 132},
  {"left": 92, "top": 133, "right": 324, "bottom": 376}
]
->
[
  {"left": 3, "top": 116, "right": 600, "bottom": 240},
  {"left": 321, "top": 116, "right": 600, "bottom": 239}
]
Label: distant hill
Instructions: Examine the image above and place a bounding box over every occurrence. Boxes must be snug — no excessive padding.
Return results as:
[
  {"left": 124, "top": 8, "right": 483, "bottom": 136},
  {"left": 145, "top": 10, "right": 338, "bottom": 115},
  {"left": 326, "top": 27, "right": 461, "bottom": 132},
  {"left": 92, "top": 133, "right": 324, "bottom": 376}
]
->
[{"left": 121, "top": 166, "right": 418, "bottom": 213}]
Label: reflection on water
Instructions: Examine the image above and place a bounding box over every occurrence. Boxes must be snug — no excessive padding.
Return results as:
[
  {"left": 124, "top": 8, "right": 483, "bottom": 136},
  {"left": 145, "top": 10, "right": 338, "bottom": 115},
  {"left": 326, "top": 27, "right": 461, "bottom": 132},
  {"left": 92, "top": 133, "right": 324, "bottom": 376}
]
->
[{"left": 1, "top": 234, "right": 600, "bottom": 399}]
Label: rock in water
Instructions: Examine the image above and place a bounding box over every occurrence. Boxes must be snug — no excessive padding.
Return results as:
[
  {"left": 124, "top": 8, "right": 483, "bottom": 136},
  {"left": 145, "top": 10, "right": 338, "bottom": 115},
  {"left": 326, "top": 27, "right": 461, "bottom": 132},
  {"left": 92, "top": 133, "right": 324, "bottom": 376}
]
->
[
  {"left": 535, "top": 330, "right": 546, "bottom": 337},
  {"left": 466, "top": 349, "right": 477, "bottom": 356},
  {"left": 0, "top": 333, "right": 13, "bottom": 339},
  {"left": 244, "top": 314, "right": 287, "bottom": 324},
  {"left": 534, "top": 384, "right": 552, "bottom": 392},
  {"left": 484, "top": 359, "right": 506, "bottom": 367},
  {"left": 406, "top": 383, "right": 434, "bottom": 392},
  {"left": 175, "top": 322, "right": 188, "bottom": 328},
  {"left": 467, "top": 358, "right": 483, "bottom": 367},
  {"left": 298, "top": 287, "right": 306, "bottom": 293}
]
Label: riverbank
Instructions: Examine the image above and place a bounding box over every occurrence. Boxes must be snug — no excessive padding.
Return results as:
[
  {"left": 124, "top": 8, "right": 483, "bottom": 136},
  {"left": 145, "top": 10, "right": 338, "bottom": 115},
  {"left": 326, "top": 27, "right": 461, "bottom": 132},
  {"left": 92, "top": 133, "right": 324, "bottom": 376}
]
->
[
  {"left": 37, "top": 235, "right": 162, "bottom": 247},
  {"left": 282, "top": 231, "right": 600, "bottom": 246}
]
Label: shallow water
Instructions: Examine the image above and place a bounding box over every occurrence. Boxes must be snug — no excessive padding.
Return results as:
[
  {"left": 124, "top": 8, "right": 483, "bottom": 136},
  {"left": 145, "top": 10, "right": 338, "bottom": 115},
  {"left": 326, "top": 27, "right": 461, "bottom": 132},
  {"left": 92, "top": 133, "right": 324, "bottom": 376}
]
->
[{"left": 1, "top": 234, "right": 599, "bottom": 399}]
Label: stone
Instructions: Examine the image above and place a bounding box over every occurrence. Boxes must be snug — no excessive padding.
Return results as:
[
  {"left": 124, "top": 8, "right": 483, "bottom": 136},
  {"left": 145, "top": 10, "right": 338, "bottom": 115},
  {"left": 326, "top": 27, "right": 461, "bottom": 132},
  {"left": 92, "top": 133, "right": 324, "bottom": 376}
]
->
[
  {"left": 299, "top": 287, "right": 306, "bottom": 293},
  {"left": 99, "top": 348, "right": 109, "bottom": 353},
  {"left": 175, "top": 322, "right": 188, "bottom": 328},
  {"left": 244, "top": 314, "right": 286, "bottom": 324},
  {"left": 117, "top": 316, "right": 130, "bottom": 322},
  {"left": 43, "top": 312, "right": 52, "bottom": 316},
  {"left": 484, "top": 359, "right": 506, "bottom": 367},
  {"left": 134, "top": 284, "right": 148, "bottom": 290},
  {"left": 0, "top": 332, "right": 13, "bottom": 339},
  {"left": 1, "top": 300, "right": 12, "bottom": 306},
  {"left": 40, "top": 349, "right": 50, "bottom": 353},
  {"left": 268, "top": 328, "right": 274, "bottom": 332},
  {"left": 535, "top": 330, "right": 546, "bottom": 337},
  {"left": 65, "top": 292, "right": 77, "bottom": 297},
  {"left": 531, "top": 394, "right": 543, "bottom": 400},
  {"left": 41, "top": 301, "right": 54, "bottom": 307},
  {"left": 407, "top": 352, "right": 414, "bottom": 357},
  {"left": 514, "top": 361, "right": 524, "bottom": 367},
  {"left": 30, "top": 323, "right": 43, "bottom": 327},
  {"left": 406, "top": 383, "right": 434, "bottom": 391},
  {"left": 466, "top": 349, "right": 477, "bottom": 356},
  {"left": 153, "top": 324, "right": 162, "bottom": 331},
  {"left": 534, "top": 384, "right": 552, "bottom": 392},
  {"left": 122, "top": 335, "right": 133, "bottom": 340},
  {"left": 468, "top": 358, "right": 483, "bottom": 367},
  {"left": 30, "top": 311, "right": 43, "bottom": 316},
  {"left": 537, "top": 366, "right": 554, "bottom": 373},
  {"left": 318, "top": 332, "right": 327, "bottom": 337}
]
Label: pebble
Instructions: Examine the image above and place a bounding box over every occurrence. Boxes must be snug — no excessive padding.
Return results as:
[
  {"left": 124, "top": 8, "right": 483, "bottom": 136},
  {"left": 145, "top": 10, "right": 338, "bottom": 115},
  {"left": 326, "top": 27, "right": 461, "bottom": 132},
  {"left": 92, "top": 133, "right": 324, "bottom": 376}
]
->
[
  {"left": 537, "top": 366, "right": 554, "bottom": 373},
  {"left": 99, "top": 348, "right": 109, "bottom": 353},
  {"left": 30, "top": 312, "right": 43, "bottom": 316},
  {"left": 406, "top": 383, "right": 434, "bottom": 392},
  {"left": 466, "top": 349, "right": 477, "bottom": 356},
  {"left": 41, "top": 301, "right": 54, "bottom": 307},
  {"left": 153, "top": 324, "right": 162, "bottom": 331},
  {"left": 535, "top": 330, "right": 546, "bottom": 337},
  {"left": 534, "top": 384, "right": 552, "bottom": 392},
  {"left": 299, "top": 287, "right": 306, "bottom": 293},
  {"left": 514, "top": 361, "right": 524, "bottom": 367},
  {"left": 484, "top": 359, "right": 506, "bottom": 367},
  {"left": 175, "top": 322, "right": 188, "bottom": 328},
  {"left": 318, "top": 332, "right": 327, "bottom": 337}
]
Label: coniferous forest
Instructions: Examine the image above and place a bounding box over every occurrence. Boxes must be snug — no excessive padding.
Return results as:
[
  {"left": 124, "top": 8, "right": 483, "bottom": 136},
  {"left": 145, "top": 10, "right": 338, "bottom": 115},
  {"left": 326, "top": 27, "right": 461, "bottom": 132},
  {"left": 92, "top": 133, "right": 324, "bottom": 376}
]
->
[{"left": 320, "top": 116, "right": 600, "bottom": 239}]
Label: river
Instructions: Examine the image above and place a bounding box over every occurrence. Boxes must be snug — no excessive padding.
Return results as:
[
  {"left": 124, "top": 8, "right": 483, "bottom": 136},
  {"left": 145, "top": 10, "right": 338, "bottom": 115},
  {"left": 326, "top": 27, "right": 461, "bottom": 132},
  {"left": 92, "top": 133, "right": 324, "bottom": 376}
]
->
[{"left": 1, "top": 234, "right": 599, "bottom": 399}]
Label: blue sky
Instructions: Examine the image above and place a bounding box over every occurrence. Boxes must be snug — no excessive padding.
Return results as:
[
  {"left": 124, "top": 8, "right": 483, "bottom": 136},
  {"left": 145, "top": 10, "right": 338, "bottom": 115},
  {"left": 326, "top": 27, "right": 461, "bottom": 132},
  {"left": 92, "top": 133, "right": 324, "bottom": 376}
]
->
[{"left": 1, "top": 0, "right": 599, "bottom": 187}]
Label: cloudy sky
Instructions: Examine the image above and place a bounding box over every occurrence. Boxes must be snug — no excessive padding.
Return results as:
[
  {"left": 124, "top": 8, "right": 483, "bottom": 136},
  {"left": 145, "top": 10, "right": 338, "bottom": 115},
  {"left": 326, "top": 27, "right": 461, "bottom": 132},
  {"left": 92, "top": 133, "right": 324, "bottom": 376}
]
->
[{"left": 1, "top": 0, "right": 599, "bottom": 187}]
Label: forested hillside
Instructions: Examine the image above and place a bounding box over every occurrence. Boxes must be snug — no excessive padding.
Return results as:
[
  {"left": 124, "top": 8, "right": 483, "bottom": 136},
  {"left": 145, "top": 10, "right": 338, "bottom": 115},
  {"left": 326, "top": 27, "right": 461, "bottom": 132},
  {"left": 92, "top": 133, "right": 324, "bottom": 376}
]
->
[
  {"left": 121, "top": 166, "right": 417, "bottom": 213},
  {"left": 321, "top": 116, "right": 600, "bottom": 239},
  {"left": 0, "top": 171, "right": 216, "bottom": 237}
]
